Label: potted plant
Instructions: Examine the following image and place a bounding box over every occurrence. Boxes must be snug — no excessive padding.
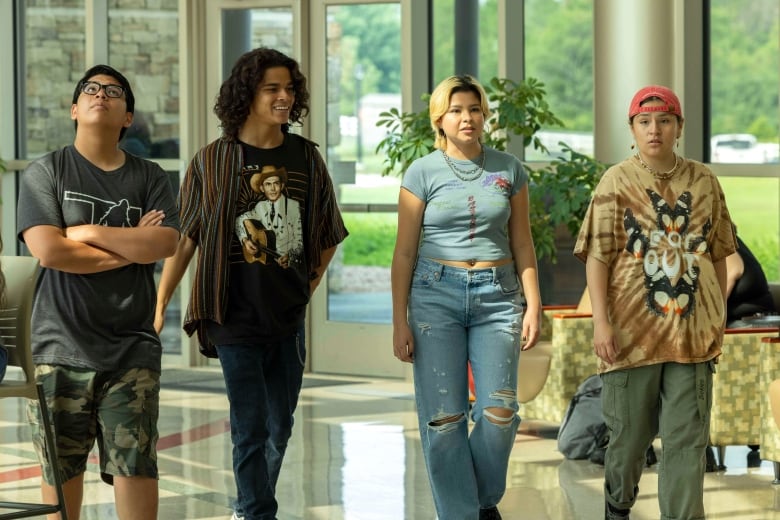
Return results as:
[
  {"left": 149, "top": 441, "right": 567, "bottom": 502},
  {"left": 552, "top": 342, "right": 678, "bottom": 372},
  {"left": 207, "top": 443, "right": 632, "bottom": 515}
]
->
[{"left": 375, "top": 76, "right": 606, "bottom": 266}]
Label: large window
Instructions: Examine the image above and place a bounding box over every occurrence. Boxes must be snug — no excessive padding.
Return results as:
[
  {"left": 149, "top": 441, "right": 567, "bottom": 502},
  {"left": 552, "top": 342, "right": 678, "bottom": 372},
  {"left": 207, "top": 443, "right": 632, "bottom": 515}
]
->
[
  {"left": 709, "top": 0, "right": 780, "bottom": 281},
  {"left": 524, "top": 0, "right": 594, "bottom": 161},
  {"left": 433, "top": 0, "right": 594, "bottom": 161},
  {"left": 709, "top": 0, "right": 779, "bottom": 165},
  {"left": 109, "top": 2, "right": 180, "bottom": 160},
  {"left": 324, "top": 3, "right": 401, "bottom": 324},
  {"left": 24, "top": 0, "right": 86, "bottom": 158},
  {"left": 432, "top": 0, "right": 498, "bottom": 84}
]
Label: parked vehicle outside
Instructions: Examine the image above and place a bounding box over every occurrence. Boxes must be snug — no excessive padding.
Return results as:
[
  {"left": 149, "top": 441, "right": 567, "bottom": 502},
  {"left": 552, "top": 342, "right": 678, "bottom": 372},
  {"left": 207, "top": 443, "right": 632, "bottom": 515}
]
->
[{"left": 711, "top": 133, "right": 779, "bottom": 163}]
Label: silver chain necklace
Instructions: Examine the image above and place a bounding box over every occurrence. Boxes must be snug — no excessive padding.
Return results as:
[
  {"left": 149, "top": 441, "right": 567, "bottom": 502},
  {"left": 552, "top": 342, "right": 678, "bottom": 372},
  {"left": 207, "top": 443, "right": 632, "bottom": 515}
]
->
[
  {"left": 441, "top": 148, "right": 485, "bottom": 182},
  {"left": 636, "top": 152, "right": 680, "bottom": 180}
]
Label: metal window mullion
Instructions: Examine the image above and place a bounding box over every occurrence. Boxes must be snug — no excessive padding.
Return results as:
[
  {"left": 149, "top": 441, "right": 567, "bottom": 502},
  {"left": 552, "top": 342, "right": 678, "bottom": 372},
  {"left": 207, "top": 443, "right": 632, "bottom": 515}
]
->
[{"left": 85, "top": 0, "right": 109, "bottom": 66}]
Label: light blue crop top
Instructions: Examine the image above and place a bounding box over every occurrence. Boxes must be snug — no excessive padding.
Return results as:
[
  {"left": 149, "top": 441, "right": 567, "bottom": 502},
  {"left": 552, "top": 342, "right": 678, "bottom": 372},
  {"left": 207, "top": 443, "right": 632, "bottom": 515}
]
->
[{"left": 401, "top": 146, "right": 528, "bottom": 261}]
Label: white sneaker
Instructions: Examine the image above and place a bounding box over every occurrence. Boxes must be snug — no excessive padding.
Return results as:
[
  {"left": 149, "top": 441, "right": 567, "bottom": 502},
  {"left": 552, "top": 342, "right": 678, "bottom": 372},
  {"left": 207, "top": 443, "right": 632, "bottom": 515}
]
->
[{"left": 231, "top": 513, "right": 244, "bottom": 520}]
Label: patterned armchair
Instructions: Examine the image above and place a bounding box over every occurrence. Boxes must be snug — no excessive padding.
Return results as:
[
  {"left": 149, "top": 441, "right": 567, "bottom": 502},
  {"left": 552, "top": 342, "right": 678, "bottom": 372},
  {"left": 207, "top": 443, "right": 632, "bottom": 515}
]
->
[
  {"left": 760, "top": 337, "right": 780, "bottom": 483},
  {"left": 522, "top": 292, "right": 779, "bottom": 435},
  {"left": 521, "top": 292, "right": 598, "bottom": 423},
  {"left": 710, "top": 327, "right": 779, "bottom": 469}
]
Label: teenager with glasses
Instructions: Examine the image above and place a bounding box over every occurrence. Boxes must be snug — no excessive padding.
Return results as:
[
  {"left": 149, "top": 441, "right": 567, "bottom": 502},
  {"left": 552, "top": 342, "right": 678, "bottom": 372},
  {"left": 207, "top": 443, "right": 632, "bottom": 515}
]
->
[
  {"left": 80, "top": 80, "right": 126, "bottom": 98},
  {"left": 17, "top": 64, "right": 180, "bottom": 520}
]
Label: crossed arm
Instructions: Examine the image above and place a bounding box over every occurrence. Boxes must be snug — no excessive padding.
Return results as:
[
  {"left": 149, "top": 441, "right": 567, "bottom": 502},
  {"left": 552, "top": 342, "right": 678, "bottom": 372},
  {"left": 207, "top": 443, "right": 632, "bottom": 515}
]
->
[{"left": 23, "top": 209, "right": 179, "bottom": 274}]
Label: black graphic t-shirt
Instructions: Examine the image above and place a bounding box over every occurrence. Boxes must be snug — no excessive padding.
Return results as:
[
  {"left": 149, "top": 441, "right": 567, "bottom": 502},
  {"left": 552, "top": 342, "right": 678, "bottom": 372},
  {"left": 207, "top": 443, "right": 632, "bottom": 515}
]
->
[{"left": 205, "top": 134, "right": 310, "bottom": 344}]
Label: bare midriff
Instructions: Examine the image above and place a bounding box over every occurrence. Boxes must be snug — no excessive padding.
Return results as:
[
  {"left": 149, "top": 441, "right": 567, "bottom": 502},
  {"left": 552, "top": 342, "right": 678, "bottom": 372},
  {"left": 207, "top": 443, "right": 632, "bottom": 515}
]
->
[{"left": 431, "top": 257, "right": 513, "bottom": 269}]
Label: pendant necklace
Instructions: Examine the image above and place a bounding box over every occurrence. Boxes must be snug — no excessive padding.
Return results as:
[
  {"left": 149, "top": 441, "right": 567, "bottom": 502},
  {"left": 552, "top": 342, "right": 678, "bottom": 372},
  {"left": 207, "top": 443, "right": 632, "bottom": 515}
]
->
[
  {"left": 636, "top": 152, "right": 679, "bottom": 180},
  {"left": 442, "top": 148, "right": 485, "bottom": 182}
]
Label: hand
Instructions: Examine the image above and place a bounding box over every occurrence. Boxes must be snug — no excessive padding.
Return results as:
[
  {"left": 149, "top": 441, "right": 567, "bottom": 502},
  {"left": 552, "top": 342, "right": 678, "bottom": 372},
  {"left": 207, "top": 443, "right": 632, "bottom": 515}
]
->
[
  {"left": 138, "top": 209, "right": 165, "bottom": 227},
  {"left": 243, "top": 239, "right": 258, "bottom": 255},
  {"left": 521, "top": 310, "right": 541, "bottom": 351},
  {"left": 153, "top": 304, "right": 165, "bottom": 334},
  {"left": 393, "top": 324, "right": 415, "bottom": 363},
  {"left": 64, "top": 224, "right": 94, "bottom": 243},
  {"left": 593, "top": 320, "right": 620, "bottom": 363}
]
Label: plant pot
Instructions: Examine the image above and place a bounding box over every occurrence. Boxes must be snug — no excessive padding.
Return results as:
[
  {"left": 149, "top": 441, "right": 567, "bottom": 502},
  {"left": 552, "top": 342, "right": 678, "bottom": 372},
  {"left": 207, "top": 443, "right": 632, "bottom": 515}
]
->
[{"left": 537, "top": 224, "right": 586, "bottom": 305}]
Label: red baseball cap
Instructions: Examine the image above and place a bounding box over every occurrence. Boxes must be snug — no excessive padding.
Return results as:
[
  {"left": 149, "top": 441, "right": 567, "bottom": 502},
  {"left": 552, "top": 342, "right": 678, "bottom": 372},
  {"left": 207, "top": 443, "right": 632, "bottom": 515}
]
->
[{"left": 628, "top": 85, "right": 682, "bottom": 119}]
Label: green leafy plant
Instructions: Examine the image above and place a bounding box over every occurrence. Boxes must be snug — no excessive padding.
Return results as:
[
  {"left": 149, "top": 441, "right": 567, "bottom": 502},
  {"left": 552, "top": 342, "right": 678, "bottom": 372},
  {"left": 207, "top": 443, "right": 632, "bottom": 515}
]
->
[
  {"left": 524, "top": 144, "right": 606, "bottom": 263},
  {"left": 375, "top": 77, "right": 606, "bottom": 263}
]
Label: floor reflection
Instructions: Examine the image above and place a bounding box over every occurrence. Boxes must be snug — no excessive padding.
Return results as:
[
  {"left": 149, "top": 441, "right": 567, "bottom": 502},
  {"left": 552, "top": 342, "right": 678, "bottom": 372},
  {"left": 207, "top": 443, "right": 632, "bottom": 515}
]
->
[{"left": 2, "top": 369, "right": 780, "bottom": 519}]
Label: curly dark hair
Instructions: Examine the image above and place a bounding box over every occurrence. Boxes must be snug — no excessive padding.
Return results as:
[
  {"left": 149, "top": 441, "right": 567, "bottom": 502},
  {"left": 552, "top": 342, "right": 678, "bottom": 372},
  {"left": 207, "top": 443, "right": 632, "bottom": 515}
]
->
[{"left": 214, "top": 48, "right": 310, "bottom": 141}]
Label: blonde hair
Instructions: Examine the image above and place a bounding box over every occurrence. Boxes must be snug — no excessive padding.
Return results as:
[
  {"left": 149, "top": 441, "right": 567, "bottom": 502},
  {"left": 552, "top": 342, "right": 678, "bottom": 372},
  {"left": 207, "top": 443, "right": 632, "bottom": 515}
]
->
[{"left": 429, "top": 75, "right": 491, "bottom": 150}]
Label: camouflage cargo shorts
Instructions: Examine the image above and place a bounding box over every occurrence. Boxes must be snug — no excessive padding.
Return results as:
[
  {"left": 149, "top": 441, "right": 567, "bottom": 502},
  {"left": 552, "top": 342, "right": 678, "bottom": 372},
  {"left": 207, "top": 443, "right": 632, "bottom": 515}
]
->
[{"left": 28, "top": 365, "right": 160, "bottom": 485}]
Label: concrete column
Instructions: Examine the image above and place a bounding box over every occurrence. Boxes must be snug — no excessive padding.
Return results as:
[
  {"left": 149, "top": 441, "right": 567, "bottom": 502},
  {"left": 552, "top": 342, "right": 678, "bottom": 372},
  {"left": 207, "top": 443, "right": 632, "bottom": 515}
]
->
[{"left": 593, "top": 0, "right": 677, "bottom": 164}]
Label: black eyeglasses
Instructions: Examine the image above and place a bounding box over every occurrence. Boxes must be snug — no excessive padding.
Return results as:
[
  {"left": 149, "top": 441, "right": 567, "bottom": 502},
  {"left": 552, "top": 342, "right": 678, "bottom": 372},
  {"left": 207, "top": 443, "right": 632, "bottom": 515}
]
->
[{"left": 80, "top": 81, "right": 125, "bottom": 99}]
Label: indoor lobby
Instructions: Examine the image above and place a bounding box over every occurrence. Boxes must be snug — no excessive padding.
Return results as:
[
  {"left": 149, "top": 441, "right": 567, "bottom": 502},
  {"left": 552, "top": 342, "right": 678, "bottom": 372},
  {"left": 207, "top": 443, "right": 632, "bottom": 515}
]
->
[{"left": 2, "top": 1, "right": 780, "bottom": 519}]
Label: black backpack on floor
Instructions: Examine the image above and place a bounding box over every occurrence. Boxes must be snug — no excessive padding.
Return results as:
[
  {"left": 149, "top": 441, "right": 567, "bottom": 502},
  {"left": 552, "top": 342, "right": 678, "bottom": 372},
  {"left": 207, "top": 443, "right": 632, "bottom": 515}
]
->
[
  {"left": 557, "top": 374, "right": 658, "bottom": 466},
  {"left": 557, "top": 374, "right": 606, "bottom": 460}
]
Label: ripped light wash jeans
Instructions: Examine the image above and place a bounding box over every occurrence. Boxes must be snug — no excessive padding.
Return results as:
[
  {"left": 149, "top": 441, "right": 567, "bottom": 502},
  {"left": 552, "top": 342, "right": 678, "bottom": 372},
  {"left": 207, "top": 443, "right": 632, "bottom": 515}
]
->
[{"left": 409, "top": 257, "right": 523, "bottom": 520}]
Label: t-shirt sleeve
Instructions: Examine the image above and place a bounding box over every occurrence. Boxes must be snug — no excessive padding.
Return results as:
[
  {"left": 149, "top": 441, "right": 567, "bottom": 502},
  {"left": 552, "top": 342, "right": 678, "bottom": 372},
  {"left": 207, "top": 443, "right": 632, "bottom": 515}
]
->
[
  {"left": 312, "top": 146, "right": 348, "bottom": 251},
  {"left": 707, "top": 173, "right": 736, "bottom": 262},
  {"left": 177, "top": 152, "right": 204, "bottom": 242},
  {"left": 511, "top": 155, "right": 527, "bottom": 196},
  {"left": 16, "top": 153, "right": 63, "bottom": 242},
  {"left": 400, "top": 159, "right": 427, "bottom": 201},
  {"left": 142, "top": 160, "right": 180, "bottom": 233}
]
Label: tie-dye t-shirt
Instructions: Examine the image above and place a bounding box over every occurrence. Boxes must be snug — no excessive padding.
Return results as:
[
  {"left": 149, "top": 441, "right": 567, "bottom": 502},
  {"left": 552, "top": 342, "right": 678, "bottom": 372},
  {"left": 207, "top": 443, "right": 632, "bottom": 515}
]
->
[{"left": 573, "top": 155, "right": 736, "bottom": 373}]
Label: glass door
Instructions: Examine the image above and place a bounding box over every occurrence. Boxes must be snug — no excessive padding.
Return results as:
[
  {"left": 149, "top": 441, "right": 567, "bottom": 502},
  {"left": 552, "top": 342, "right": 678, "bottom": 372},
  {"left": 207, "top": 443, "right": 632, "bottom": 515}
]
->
[
  {"left": 308, "top": 0, "right": 405, "bottom": 378},
  {"left": 205, "top": 1, "right": 301, "bottom": 143}
]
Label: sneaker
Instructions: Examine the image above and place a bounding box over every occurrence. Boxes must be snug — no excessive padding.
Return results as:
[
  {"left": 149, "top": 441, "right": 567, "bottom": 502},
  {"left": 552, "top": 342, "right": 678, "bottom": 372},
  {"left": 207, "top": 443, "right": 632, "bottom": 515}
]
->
[
  {"left": 605, "top": 503, "right": 630, "bottom": 520},
  {"left": 479, "top": 506, "right": 502, "bottom": 520},
  {"left": 231, "top": 513, "right": 244, "bottom": 520},
  {"left": 645, "top": 445, "right": 658, "bottom": 467},
  {"left": 705, "top": 445, "right": 717, "bottom": 472}
]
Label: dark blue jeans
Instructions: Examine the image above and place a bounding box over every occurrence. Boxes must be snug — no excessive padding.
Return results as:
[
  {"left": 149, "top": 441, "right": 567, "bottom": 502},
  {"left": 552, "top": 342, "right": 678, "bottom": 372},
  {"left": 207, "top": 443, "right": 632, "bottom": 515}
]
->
[{"left": 216, "top": 324, "right": 306, "bottom": 520}]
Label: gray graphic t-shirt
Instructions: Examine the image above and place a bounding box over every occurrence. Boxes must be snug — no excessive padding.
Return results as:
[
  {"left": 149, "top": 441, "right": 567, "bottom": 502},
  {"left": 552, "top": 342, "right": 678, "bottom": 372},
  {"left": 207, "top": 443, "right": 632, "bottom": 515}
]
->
[{"left": 16, "top": 145, "right": 179, "bottom": 372}]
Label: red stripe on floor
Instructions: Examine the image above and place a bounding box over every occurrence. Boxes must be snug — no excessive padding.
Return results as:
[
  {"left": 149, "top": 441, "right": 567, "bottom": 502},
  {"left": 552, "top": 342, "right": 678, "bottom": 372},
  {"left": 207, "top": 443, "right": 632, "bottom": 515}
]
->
[
  {"left": 0, "top": 418, "right": 231, "bottom": 483},
  {"left": 156, "top": 419, "right": 232, "bottom": 450},
  {"left": 0, "top": 465, "right": 41, "bottom": 483}
]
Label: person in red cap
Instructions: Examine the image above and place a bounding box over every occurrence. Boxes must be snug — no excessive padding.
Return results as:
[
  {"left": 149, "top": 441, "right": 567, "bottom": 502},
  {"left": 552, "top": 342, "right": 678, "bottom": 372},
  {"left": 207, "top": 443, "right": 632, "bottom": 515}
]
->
[{"left": 573, "top": 85, "right": 736, "bottom": 520}]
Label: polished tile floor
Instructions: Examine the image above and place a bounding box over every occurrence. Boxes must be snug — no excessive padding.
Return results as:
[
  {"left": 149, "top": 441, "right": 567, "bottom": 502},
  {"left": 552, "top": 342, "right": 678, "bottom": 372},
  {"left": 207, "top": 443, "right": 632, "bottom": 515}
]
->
[{"left": 2, "top": 367, "right": 780, "bottom": 519}]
